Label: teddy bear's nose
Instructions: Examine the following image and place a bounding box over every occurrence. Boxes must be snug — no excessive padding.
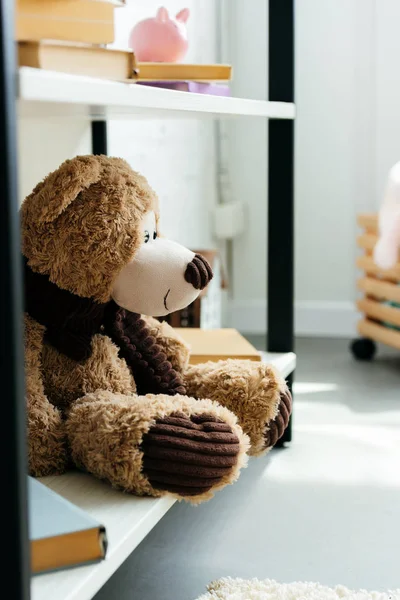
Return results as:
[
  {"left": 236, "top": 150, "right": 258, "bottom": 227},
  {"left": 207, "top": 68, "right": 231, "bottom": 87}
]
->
[{"left": 184, "top": 254, "right": 213, "bottom": 290}]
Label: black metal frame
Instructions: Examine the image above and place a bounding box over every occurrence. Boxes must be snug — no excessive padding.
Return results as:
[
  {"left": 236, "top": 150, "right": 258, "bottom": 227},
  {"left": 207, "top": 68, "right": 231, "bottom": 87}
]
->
[
  {"left": 267, "top": 0, "right": 295, "bottom": 442},
  {"left": 0, "top": 1, "right": 30, "bottom": 598},
  {"left": 91, "top": 121, "right": 108, "bottom": 156}
]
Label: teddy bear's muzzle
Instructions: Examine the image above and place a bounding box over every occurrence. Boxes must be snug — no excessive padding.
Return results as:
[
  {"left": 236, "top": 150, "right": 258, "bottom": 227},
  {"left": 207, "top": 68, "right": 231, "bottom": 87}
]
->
[{"left": 111, "top": 239, "right": 214, "bottom": 317}]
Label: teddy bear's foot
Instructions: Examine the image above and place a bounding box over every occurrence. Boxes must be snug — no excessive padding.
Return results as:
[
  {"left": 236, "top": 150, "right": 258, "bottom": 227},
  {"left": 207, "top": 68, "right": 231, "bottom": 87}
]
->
[
  {"left": 142, "top": 412, "right": 243, "bottom": 498},
  {"left": 184, "top": 359, "right": 292, "bottom": 456},
  {"left": 67, "top": 390, "right": 249, "bottom": 503}
]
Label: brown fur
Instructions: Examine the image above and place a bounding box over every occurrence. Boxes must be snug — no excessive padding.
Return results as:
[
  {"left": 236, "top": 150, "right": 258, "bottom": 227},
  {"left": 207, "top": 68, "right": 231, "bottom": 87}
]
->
[
  {"left": 23, "top": 155, "right": 289, "bottom": 502},
  {"left": 21, "top": 156, "right": 156, "bottom": 302},
  {"left": 24, "top": 315, "right": 67, "bottom": 475},
  {"left": 42, "top": 334, "right": 136, "bottom": 413}
]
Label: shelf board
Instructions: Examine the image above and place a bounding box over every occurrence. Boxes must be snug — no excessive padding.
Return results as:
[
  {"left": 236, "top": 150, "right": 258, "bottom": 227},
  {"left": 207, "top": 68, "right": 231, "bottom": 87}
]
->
[
  {"left": 18, "top": 67, "right": 296, "bottom": 120},
  {"left": 31, "top": 474, "right": 175, "bottom": 600},
  {"left": 30, "top": 351, "right": 295, "bottom": 600},
  {"left": 260, "top": 351, "right": 296, "bottom": 379}
]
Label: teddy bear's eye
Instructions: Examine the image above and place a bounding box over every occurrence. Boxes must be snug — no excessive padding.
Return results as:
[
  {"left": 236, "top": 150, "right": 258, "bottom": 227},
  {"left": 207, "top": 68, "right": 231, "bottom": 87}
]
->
[
  {"left": 153, "top": 231, "right": 157, "bottom": 240},
  {"left": 144, "top": 230, "right": 150, "bottom": 243}
]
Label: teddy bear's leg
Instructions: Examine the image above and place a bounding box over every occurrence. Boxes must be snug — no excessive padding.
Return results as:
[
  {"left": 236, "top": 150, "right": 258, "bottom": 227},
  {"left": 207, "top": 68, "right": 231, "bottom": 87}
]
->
[
  {"left": 66, "top": 390, "right": 249, "bottom": 503},
  {"left": 25, "top": 315, "right": 67, "bottom": 475},
  {"left": 184, "top": 360, "right": 292, "bottom": 456}
]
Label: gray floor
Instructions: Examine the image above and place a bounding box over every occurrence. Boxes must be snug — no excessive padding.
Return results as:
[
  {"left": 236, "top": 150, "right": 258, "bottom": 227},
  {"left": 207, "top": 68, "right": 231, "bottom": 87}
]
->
[{"left": 94, "top": 338, "right": 400, "bottom": 600}]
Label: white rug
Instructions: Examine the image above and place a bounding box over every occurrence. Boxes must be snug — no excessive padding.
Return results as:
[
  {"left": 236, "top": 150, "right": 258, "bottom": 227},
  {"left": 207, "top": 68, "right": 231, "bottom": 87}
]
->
[{"left": 195, "top": 578, "right": 400, "bottom": 600}]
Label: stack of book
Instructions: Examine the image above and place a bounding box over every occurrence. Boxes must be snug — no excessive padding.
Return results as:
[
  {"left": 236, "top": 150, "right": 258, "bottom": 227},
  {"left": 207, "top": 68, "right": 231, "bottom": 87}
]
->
[
  {"left": 16, "top": 0, "right": 138, "bottom": 81},
  {"left": 16, "top": 1, "right": 232, "bottom": 94}
]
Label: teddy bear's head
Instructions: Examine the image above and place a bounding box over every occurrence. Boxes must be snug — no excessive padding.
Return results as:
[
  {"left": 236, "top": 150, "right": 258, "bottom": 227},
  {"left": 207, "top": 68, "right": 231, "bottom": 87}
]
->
[{"left": 21, "top": 155, "right": 212, "bottom": 316}]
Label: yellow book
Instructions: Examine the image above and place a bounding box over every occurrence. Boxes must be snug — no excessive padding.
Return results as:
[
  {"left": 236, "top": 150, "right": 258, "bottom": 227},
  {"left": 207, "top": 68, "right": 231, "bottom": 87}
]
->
[
  {"left": 175, "top": 328, "right": 261, "bottom": 365},
  {"left": 18, "top": 41, "right": 137, "bottom": 81},
  {"left": 136, "top": 62, "right": 232, "bottom": 83},
  {"left": 16, "top": 0, "right": 117, "bottom": 44},
  {"left": 29, "top": 477, "right": 107, "bottom": 575}
]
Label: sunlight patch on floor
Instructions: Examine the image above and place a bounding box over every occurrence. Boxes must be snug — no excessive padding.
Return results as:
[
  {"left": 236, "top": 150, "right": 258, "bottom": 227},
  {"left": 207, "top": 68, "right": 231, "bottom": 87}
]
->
[{"left": 293, "top": 381, "right": 339, "bottom": 394}]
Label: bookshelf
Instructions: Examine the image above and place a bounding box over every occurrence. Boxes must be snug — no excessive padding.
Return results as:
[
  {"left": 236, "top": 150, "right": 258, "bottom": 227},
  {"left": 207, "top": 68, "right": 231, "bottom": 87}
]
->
[{"left": 2, "top": 1, "right": 295, "bottom": 599}]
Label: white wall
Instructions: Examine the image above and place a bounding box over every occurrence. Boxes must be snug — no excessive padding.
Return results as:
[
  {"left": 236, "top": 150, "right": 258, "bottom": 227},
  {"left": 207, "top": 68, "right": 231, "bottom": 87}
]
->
[
  {"left": 294, "top": 0, "right": 365, "bottom": 337},
  {"left": 18, "top": 0, "right": 218, "bottom": 250},
  {"left": 376, "top": 1, "right": 400, "bottom": 202},
  {"left": 222, "top": 0, "right": 268, "bottom": 330},
  {"left": 18, "top": 120, "right": 90, "bottom": 201},
  {"left": 227, "top": 0, "right": 396, "bottom": 337}
]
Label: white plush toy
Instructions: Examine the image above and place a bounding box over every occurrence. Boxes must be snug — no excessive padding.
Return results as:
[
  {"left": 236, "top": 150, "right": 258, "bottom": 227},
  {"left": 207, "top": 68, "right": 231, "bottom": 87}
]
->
[{"left": 374, "top": 162, "right": 400, "bottom": 270}]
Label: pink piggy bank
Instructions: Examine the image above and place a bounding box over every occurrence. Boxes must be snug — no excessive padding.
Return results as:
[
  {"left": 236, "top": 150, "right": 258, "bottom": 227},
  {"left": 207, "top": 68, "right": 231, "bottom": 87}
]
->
[{"left": 129, "top": 6, "right": 190, "bottom": 63}]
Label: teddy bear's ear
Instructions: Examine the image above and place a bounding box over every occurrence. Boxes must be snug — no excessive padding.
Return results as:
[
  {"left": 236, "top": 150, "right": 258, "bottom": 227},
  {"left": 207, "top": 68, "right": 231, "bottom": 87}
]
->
[{"left": 32, "top": 155, "right": 102, "bottom": 224}]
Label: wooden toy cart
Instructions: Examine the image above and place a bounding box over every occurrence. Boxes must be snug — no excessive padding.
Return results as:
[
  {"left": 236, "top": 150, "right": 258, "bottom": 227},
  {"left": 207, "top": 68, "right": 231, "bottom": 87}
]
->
[{"left": 351, "top": 213, "right": 400, "bottom": 359}]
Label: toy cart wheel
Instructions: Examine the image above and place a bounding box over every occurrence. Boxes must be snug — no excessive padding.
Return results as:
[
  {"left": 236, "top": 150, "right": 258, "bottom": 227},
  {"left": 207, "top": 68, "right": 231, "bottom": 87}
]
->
[{"left": 350, "top": 338, "right": 376, "bottom": 361}]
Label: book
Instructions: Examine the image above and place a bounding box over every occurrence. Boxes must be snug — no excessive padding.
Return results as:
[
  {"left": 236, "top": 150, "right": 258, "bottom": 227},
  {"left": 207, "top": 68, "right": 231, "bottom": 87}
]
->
[
  {"left": 135, "top": 62, "right": 232, "bottom": 82},
  {"left": 16, "top": 0, "right": 117, "bottom": 45},
  {"left": 137, "top": 81, "right": 230, "bottom": 96},
  {"left": 29, "top": 477, "right": 107, "bottom": 574},
  {"left": 174, "top": 328, "right": 262, "bottom": 365},
  {"left": 18, "top": 41, "right": 137, "bottom": 81}
]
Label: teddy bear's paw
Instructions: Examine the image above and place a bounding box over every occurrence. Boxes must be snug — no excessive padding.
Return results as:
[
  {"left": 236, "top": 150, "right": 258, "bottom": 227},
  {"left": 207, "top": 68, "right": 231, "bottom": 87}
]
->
[
  {"left": 264, "top": 387, "right": 292, "bottom": 449},
  {"left": 141, "top": 412, "right": 244, "bottom": 502},
  {"left": 184, "top": 359, "right": 292, "bottom": 457}
]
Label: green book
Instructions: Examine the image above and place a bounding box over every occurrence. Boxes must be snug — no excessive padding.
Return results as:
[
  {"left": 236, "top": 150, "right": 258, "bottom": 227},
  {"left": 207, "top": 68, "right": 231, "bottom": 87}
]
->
[{"left": 29, "top": 477, "right": 107, "bottom": 574}]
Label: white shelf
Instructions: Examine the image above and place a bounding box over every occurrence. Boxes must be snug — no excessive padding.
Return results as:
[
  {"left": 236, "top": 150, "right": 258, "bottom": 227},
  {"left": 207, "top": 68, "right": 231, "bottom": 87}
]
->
[
  {"left": 31, "top": 351, "right": 295, "bottom": 600},
  {"left": 260, "top": 351, "right": 296, "bottom": 379},
  {"left": 18, "top": 68, "right": 296, "bottom": 120},
  {"left": 31, "top": 474, "right": 176, "bottom": 600}
]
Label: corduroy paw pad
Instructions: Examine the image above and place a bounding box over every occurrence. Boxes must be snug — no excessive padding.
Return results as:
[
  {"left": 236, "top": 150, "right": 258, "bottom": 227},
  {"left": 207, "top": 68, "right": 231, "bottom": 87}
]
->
[
  {"left": 142, "top": 412, "right": 240, "bottom": 497},
  {"left": 265, "top": 388, "right": 292, "bottom": 448}
]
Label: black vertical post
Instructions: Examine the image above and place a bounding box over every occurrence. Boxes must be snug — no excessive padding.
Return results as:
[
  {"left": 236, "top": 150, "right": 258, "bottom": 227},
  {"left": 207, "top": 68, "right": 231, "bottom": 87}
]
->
[
  {"left": 91, "top": 121, "right": 108, "bottom": 155},
  {"left": 268, "top": 0, "right": 295, "bottom": 442},
  {"left": 0, "top": 1, "right": 30, "bottom": 597}
]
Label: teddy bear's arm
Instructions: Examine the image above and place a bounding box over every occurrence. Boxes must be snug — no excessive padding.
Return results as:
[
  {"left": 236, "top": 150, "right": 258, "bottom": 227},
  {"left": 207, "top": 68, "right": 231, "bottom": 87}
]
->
[
  {"left": 24, "top": 315, "right": 68, "bottom": 476},
  {"left": 141, "top": 316, "right": 190, "bottom": 373}
]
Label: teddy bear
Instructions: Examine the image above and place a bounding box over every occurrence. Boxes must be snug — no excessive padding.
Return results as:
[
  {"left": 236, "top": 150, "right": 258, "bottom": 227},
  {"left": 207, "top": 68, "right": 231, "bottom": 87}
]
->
[{"left": 22, "top": 155, "right": 292, "bottom": 503}]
